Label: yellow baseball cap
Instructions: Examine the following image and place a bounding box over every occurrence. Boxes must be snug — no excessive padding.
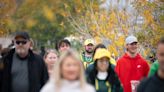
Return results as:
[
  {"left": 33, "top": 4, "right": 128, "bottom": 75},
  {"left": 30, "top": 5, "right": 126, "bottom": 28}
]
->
[
  {"left": 94, "top": 48, "right": 111, "bottom": 60},
  {"left": 84, "top": 39, "right": 94, "bottom": 46}
]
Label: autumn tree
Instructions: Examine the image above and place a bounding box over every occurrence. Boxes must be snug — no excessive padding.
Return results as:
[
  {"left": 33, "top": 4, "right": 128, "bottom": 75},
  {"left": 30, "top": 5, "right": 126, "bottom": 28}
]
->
[
  {"left": 0, "top": 0, "right": 16, "bottom": 36},
  {"left": 0, "top": 0, "right": 92, "bottom": 48},
  {"left": 68, "top": 0, "right": 164, "bottom": 57}
]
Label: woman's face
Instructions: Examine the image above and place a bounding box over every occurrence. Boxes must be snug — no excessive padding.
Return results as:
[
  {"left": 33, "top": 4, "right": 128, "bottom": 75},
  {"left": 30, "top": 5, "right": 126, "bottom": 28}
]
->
[
  {"left": 97, "top": 57, "right": 109, "bottom": 72},
  {"left": 59, "top": 43, "right": 70, "bottom": 52},
  {"left": 61, "top": 56, "right": 80, "bottom": 81},
  {"left": 45, "top": 52, "right": 58, "bottom": 68}
]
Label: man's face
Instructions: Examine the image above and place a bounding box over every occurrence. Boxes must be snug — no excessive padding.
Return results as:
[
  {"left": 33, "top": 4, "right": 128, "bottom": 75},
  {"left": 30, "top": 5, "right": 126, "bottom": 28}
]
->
[
  {"left": 157, "top": 43, "right": 164, "bottom": 71},
  {"left": 14, "top": 37, "right": 31, "bottom": 57},
  {"left": 126, "top": 42, "right": 138, "bottom": 54},
  {"left": 85, "top": 43, "right": 94, "bottom": 53}
]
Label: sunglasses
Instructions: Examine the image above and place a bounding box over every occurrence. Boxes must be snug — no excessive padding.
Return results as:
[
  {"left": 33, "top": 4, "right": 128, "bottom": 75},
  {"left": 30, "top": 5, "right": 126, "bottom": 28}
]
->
[{"left": 15, "top": 40, "right": 27, "bottom": 45}]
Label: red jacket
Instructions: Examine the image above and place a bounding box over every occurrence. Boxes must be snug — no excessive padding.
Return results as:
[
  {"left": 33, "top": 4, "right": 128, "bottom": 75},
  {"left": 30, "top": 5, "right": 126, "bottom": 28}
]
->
[{"left": 115, "top": 53, "right": 150, "bottom": 92}]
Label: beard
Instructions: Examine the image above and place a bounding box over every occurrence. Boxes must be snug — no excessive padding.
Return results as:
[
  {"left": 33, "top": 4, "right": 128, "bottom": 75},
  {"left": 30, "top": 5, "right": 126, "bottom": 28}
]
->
[
  {"left": 16, "top": 47, "right": 27, "bottom": 56},
  {"left": 86, "top": 49, "right": 93, "bottom": 54}
]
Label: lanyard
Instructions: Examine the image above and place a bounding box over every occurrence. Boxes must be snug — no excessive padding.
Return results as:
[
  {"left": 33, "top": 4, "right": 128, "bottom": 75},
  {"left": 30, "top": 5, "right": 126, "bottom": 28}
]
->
[{"left": 95, "top": 79, "right": 111, "bottom": 92}]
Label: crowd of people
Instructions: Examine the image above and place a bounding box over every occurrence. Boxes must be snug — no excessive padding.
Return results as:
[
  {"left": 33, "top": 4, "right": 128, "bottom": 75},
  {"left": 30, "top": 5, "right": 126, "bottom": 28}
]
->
[{"left": 0, "top": 31, "right": 164, "bottom": 92}]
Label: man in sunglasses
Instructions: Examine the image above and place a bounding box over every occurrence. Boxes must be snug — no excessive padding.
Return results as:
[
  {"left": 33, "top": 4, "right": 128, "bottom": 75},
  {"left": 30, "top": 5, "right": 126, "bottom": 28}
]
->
[
  {"left": 0, "top": 31, "right": 48, "bottom": 92},
  {"left": 115, "top": 35, "right": 150, "bottom": 92}
]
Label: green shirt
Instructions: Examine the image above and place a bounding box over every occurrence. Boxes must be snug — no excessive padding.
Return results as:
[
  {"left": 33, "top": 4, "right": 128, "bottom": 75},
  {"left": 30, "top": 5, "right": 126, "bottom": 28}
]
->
[
  {"left": 149, "top": 60, "right": 159, "bottom": 77},
  {"left": 80, "top": 52, "right": 93, "bottom": 68}
]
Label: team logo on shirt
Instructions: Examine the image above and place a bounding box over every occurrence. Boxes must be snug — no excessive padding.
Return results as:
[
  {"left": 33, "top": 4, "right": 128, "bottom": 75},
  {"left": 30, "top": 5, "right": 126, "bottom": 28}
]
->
[{"left": 137, "top": 65, "right": 141, "bottom": 68}]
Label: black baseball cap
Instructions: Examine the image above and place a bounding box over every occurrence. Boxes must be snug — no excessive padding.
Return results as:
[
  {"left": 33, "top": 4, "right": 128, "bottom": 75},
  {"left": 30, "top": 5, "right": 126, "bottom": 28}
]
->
[{"left": 14, "top": 31, "right": 30, "bottom": 40}]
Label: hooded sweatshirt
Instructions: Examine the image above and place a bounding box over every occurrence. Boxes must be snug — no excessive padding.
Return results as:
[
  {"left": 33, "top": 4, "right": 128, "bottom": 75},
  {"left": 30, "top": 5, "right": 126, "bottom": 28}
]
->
[{"left": 115, "top": 53, "right": 150, "bottom": 92}]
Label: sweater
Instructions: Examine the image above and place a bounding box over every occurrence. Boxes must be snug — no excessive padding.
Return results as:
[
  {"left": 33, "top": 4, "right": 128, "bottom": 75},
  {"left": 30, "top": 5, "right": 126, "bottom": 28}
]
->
[{"left": 40, "top": 79, "right": 96, "bottom": 92}]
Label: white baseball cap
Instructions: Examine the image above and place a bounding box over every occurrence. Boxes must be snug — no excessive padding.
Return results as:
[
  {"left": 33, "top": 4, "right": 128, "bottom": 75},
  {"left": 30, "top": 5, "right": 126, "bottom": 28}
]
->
[{"left": 125, "top": 35, "right": 138, "bottom": 44}]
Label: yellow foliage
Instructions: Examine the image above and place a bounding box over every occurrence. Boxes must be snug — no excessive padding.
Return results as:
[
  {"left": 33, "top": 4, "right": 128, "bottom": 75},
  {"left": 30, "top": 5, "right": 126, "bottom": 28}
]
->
[
  {"left": 94, "top": 36, "right": 102, "bottom": 44},
  {"left": 122, "top": 24, "right": 128, "bottom": 34},
  {"left": 108, "top": 22, "right": 113, "bottom": 29},
  {"left": 0, "top": 28, "right": 6, "bottom": 36},
  {"left": 109, "top": 33, "right": 115, "bottom": 40},
  {"left": 26, "top": 19, "right": 37, "bottom": 28},
  {"left": 143, "top": 10, "right": 154, "bottom": 25},
  {"left": 108, "top": 45, "right": 118, "bottom": 57},
  {"left": 117, "top": 36, "right": 125, "bottom": 46},
  {"left": 91, "top": 25, "right": 97, "bottom": 31},
  {"left": 43, "top": 6, "right": 54, "bottom": 21},
  {"left": 109, "top": 11, "right": 117, "bottom": 24},
  {"left": 64, "top": 3, "right": 68, "bottom": 8},
  {"left": 60, "top": 11, "right": 68, "bottom": 17}
]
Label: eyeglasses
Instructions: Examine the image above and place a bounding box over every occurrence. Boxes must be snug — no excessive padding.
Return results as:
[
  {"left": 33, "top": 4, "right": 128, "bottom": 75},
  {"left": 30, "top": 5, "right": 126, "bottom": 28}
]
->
[{"left": 15, "top": 40, "right": 27, "bottom": 45}]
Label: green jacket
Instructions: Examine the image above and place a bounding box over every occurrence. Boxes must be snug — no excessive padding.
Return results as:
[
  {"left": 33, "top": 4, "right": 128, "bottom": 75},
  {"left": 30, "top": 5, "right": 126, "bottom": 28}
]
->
[{"left": 149, "top": 60, "right": 159, "bottom": 77}]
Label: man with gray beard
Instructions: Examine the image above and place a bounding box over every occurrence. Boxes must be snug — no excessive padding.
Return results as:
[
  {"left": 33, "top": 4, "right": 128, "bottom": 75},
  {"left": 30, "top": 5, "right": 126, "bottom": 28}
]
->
[{"left": 0, "top": 31, "right": 48, "bottom": 92}]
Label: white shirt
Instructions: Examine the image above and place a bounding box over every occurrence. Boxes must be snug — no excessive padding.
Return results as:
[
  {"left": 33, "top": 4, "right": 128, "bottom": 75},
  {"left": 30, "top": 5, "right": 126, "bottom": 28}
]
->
[
  {"left": 97, "top": 71, "right": 108, "bottom": 80},
  {"left": 40, "top": 79, "right": 95, "bottom": 92}
]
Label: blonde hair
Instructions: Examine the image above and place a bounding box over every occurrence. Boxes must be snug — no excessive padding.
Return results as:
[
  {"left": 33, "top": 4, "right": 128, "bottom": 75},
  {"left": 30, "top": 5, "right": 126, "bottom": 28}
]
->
[
  {"left": 44, "top": 49, "right": 58, "bottom": 59},
  {"left": 52, "top": 49, "right": 87, "bottom": 91}
]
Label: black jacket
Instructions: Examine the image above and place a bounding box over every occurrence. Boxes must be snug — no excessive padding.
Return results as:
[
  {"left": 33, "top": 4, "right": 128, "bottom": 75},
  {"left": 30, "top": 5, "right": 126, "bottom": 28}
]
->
[
  {"left": 137, "top": 72, "right": 164, "bottom": 92},
  {"left": 0, "top": 49, "right": 49, "bottom": 92}
]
